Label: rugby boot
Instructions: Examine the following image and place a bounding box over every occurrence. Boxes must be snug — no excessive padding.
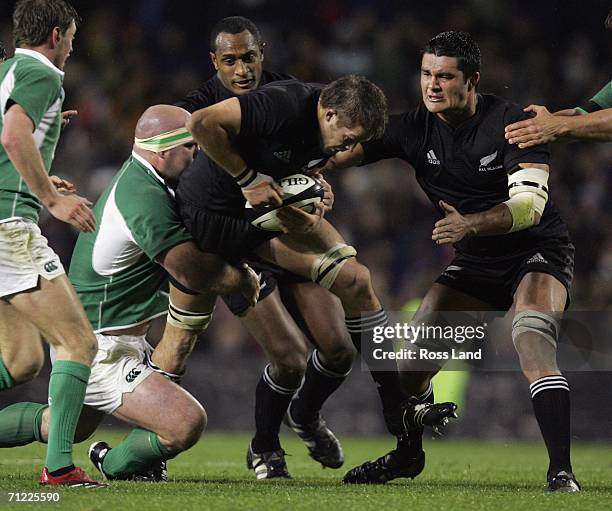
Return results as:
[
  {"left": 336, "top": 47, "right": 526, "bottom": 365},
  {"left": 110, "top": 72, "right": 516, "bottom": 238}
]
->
[
  {"left": 402, "top": 398, "right": 458, "bottom": 435},
  {"left": 547, "top": 470, "right": 581, "bottom": 492},
  {"left": 285, "top": 405, "right": 344, "bottom": 469},
  {"left": 343, "top": 449, "right": 425, "bottom": 484},
  {"left": 88, "top": 441, "right": 167, "bottom": 482},
  {"left": 246, "top": 442, "right": 291, "bottom": 480},
  {"left": 40, "top": 466, "right": 106, "bottom": 488}
]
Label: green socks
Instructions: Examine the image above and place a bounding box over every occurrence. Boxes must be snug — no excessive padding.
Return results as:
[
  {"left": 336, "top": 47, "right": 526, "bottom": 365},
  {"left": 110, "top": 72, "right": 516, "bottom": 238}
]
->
[
  {"left": 102, "top": 428, "right": 173, "bottom": 478},
  {"left": 0, "top": 402, "right": 46, "bottom": 447},
  {"left": 46, "top": 360, "right": 90, "bottom": 473},
  {"left": 0, "top": 355, "right": 16, "bottom": 390}
]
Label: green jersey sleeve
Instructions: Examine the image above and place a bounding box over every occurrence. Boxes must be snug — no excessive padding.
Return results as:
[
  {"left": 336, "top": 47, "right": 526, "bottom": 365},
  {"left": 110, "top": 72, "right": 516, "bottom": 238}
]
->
[
  {"left": 8, "top": 64, "right": 61, "bottom": 127},
  {"left": 576, "top": 80, "right": 612, "bottom": 113},
  {"left": 114, "top": 172, "right": 192, "bottom": 261}
]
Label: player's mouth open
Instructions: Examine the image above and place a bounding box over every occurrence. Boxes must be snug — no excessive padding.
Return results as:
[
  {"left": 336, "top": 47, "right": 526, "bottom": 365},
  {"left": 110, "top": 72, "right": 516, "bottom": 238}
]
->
[
  {"left": 428, "top": 95, "right": 444, "bottom": 102},
  {"left": 234, "top": 78, "right": 255, "bottom": 89}
]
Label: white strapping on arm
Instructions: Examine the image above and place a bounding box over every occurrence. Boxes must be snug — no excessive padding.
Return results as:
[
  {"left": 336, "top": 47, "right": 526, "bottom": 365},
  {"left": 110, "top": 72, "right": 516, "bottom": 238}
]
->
[{"left": 503, "top": 167, "right": 549, "bottom": 232}]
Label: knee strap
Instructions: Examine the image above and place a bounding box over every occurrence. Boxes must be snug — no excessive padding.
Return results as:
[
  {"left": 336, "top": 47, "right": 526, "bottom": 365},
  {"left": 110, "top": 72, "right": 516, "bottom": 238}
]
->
[
  {"left": 166, "top": 301, "right": 214, "bottom": 332},
  {"left": 310, "top": 243, "right": 357, "bottom": 289},
  {"left": 512, "top": 310, "right": 559, "bottom": 349}
]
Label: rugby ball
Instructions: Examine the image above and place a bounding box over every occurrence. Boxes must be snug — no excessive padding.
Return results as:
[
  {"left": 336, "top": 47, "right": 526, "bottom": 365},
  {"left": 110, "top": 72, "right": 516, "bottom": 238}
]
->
[{"left": 245, "top": 174, "right": 324, "bottom": 231}]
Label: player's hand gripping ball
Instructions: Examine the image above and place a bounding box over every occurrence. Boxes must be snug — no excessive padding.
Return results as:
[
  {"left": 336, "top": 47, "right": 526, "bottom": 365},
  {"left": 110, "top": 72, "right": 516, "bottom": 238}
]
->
[{"left": 245, "top": 174, "right": 324, "bottom": 231}]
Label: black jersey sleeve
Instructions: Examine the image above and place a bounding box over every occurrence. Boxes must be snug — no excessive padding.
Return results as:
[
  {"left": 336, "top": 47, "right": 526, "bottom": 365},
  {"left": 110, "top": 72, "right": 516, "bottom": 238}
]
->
[
  {"left": 175, "top": 80, "right": 220, "bottom": 113},
  {"left": 503, "top": 104, "right": 550, "bottom": 172},
  {"left": 361, "top": 112, "right": 419, "bottom": 165},
  {"left": 238, "top": 85, "right": 298, "bottom": 138}
]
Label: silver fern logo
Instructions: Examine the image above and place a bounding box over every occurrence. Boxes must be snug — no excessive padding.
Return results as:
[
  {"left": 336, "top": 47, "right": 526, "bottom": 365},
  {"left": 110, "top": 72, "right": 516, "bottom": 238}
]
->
[{"left": 479, "top": 151, "right": 503, "bottom": 171}]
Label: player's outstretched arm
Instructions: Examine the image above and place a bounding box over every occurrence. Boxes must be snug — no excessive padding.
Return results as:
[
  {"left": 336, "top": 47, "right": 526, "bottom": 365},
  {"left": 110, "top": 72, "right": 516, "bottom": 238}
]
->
[
  {"left": 1, "top": 104, "right": 96, "bottom": 232},
  {"left": 316, "top": 144, "right": 366, "bottom": 174},
  {"left": 432, "top": 163, "right": 549, "bottom": 244},
  {"left": 159, "top": 241, "right": 260, "bottom": 307},
  {"left": 187, "top": 98, "right": 282, "bottom": 207},
  {"left": 505, "top": 104, "right": 612, "bottom": 147}
]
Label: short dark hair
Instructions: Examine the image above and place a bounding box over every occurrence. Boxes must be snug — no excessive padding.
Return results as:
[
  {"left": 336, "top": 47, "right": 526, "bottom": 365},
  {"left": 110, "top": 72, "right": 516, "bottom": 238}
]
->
[
  {"left": 210, "top": 16, "right": 262, "bottom": 52},
  {"left": 13, "top": 0, "right": 79, "bottom": 48},
  {"left": 423, "top": 31, "right": 481, "bottom": 79},
  {"left": 320, "top": 75, "right": 388, "bottom": 140}
]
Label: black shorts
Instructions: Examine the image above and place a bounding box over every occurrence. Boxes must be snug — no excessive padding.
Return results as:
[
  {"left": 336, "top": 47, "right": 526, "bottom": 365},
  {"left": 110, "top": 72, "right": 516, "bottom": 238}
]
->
[
  {"left": 222, "top": 257, "right": 310, "bottom": 316},
  {"left": 178, "top": 198, "right": 311, "bottom": 316},
  {"left": 178, "top": 197, "right": 277, "bottom": 263},
  {"left": 435, "top": 240, "right": 575, "bottom": 310}
]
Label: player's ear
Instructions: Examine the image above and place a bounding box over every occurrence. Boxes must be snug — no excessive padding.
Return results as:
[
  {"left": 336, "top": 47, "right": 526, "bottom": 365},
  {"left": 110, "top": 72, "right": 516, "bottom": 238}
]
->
[
  {"left": 50, "top": 26, "right": 61, "bottom": 48},
  {"left": 325, "top": 108, "right": 337, "bottom": 123},
  {"left": 210, "top": 51, "right": 219, "bottom": 71},
  {"left": 259, "top": 42, "right": 266, "bottom": 62},
  {"left": 468, "top": 72, "right": 480, "bottom": 91}
]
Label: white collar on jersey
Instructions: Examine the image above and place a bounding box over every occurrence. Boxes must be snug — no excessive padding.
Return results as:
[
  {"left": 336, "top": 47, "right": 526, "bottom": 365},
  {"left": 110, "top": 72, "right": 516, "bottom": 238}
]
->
[
  {"left": 14, "top": 48, "right": 64, "bottom": 77},
  {"left": 131, "top": 151, "right": 175, "bottom": 197}
]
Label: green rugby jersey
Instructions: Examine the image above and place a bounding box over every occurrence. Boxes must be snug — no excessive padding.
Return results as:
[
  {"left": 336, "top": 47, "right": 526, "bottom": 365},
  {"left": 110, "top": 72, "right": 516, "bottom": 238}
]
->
[
  {"left": 69, "top": 152, "right": 192, "bottom": 333},
  {"left": 577, "top": 80, "right": 612, "bottom": 113},
  {"left": 0, "top": 49, "right": 64, "bottom": 223}
]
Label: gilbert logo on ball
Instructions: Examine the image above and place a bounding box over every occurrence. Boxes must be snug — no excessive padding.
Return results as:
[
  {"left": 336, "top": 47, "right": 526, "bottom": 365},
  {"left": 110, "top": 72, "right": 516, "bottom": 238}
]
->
[{"left": 245, "top": 173, "right": 324, "bottom": 231}]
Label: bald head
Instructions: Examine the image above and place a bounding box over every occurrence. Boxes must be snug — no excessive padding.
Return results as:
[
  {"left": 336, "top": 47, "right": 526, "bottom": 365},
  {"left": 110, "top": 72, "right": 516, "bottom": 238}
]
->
[{"left": 135, "top": 104, "right": 190, "bottom": 139}]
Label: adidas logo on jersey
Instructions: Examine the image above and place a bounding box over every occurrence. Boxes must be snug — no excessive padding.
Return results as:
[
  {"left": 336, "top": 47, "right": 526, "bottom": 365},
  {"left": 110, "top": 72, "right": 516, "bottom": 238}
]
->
[
  {"left": 526, "top": 252, "right": 548, "bottom": 265},
  {"left": 478, "top": 151, "right": 503, "bottom": 171},
  {"left": 273, "top": 150, "right": 292, "bottom": 163},
  {"left": 441, "top": 264, "right": 462, "bottom": 279},
  {"left": 427, "top": 150, "right": 440, "bottom": 165}
]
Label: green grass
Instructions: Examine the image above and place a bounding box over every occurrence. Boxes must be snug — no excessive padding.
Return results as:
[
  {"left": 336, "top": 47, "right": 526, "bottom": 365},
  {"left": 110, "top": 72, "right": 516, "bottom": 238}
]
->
[{"left": 0, "top": 431, "right": 610, "bottom": 510}]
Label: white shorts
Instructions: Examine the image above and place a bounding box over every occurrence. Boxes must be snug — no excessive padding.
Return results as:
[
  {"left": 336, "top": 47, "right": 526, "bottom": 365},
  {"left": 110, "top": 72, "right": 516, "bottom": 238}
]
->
[
  {"left": 0, "top": 218, "right": 65, "bottom": 297},
  {"left": 84, "top": 333, "right": 154, "bottom": 414}
]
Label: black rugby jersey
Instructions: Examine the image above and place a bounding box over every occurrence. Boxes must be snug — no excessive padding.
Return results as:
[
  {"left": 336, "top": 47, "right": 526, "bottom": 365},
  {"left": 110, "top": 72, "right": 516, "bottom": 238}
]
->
[
  {"left": 178, "top": 79, "right": 326, "bottom": 216},
  {"left": 175, "top": 70, "right": 293, "bottom": 113},
  {"left": 362, "top": 94, "right": 571, "bottom": 257}
]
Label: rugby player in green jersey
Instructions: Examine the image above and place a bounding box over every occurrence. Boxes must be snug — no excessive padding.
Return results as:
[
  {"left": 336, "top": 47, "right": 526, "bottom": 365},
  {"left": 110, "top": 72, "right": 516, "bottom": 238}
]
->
[
  {"left": 0, "top": 104, "right": 260, "bottom": 482},
  {"left": 0, "top": 0, "right": 102, "bottom": 487},
  {"left": 505, "top": 9, "right": 612, "bottom": 146}
]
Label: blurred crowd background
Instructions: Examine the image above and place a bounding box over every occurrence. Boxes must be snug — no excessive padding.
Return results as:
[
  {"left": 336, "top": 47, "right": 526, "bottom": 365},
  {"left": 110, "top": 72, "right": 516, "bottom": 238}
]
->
[{"left": 1, "top": 0, "right": 611, "bottom": 439}]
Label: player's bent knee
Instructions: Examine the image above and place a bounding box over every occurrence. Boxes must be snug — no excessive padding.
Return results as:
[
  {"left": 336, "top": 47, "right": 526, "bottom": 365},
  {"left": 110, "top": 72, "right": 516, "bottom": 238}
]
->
[
  {"left": 269, "top": 360, "right": 305, "bottom": 388},
  {"left": 267, "top": 340, "right": 308, "bottom": 374},
  {"left": 10, "top": 358, "right": 44, "bottom": 384},
  {"left": 336, "top": 261, "right": 374, "bottom": 300},
  {"left": 74, "top": 334, "right": 98, "bottom": 365},
  {"left": 319, "top": 345, "right": 355, "bottom": 372},
  {"left": 310, "top": 243, "right": 357, "bottom": 289},
  {"left": 53, "top": 329, "right": 98, "bottom": 365},
  {"left": 166, "top": 403, "right": 207, "bottom": 452},
  {"left": 512, "top": 310, "right": 559, "bottom": 350}
]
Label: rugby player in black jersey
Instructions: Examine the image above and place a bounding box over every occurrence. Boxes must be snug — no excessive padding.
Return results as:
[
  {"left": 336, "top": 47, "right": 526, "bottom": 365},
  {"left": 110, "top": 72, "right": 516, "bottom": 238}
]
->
[
  {"left": 183, "top": 70, "right": 458, "bottom": 479},
  {"left": 328, "top": 31, "right": 579, "bottom": 492},
  {"left": 150, "top": 16, "right": 356, "bottom": 479}
]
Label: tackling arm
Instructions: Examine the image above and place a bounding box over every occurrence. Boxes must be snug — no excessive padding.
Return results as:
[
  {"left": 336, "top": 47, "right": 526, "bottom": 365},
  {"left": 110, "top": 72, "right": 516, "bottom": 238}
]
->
[
  {"left": 158, "top": 241, "right": 259, "bottom": 306},
  {"left": 320, "top": 144, "right": 366, "bottom": 172},
  {"left": 432, "top": 163, "right": 549, "bottom": 244},
  {"left": 505, "top": 81, "right": 612, "bottom": 147}
]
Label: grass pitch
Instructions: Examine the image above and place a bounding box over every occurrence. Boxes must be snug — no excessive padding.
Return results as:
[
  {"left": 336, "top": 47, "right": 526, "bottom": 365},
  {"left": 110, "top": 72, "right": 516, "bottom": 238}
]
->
[{"left": 0, "top": 431, "right": 610, "bottom": 510}]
